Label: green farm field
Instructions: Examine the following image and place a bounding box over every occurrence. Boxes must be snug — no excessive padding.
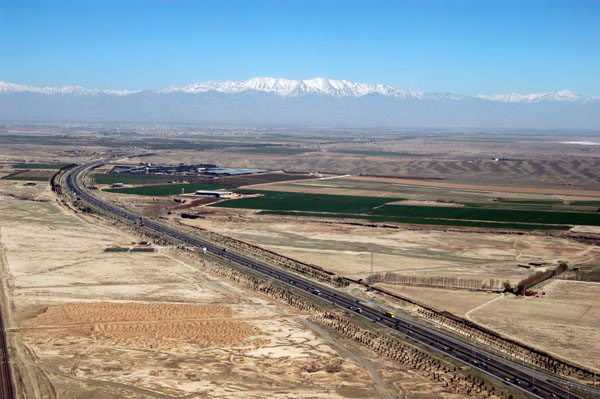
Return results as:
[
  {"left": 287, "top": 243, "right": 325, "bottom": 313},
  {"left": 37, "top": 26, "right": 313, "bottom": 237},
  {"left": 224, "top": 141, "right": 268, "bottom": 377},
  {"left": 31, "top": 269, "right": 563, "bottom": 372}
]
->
[
  {"left": 94, "top": 173, "right": 178, "bottom": 185},
  {"left": 12, "top": 163, "right": 71, "bottom": 169},
  {"left": 214, "top": 190, "right": 397, "bottom": 214},
  {"left": 258, "top": 211, "right": 567, "bottom": 230},
  {"left": 105, "top": 183, "right": 227, "bottom": 196},
  {"left": 211, "top": 190, "right": 598, "bottom": 230}
]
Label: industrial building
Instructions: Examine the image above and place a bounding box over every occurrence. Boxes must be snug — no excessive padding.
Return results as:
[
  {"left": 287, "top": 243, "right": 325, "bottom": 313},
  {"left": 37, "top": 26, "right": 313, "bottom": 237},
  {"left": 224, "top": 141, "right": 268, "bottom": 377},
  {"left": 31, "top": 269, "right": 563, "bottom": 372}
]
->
[{"left": 194, "top": 190, "right": 233, "bottom": 198}]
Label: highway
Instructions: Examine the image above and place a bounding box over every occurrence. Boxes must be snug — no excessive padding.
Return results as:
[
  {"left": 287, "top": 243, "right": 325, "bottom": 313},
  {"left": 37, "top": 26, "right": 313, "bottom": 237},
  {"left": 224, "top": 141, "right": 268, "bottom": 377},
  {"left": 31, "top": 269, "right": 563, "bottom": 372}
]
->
[
  {"left": 66, "top": 161, "right": 594, "bottom": 399},
  {"left": 0, "top": 304, "right": 15, "bottom": 399}
]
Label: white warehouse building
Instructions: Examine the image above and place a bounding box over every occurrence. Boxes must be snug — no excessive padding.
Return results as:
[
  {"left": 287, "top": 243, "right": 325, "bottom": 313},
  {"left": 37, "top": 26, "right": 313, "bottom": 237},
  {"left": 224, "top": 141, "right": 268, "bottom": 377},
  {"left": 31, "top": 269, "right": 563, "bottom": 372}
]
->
[{"left": 194, "top": 190, "right": 233, "bottom": 198}]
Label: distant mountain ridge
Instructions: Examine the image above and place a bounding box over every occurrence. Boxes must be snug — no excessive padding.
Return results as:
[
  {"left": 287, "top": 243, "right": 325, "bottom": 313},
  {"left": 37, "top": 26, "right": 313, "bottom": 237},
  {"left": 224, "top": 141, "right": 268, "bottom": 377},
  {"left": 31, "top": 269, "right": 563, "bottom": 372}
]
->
[
  {"left": 1, "top": 78, "right": 599, "bottom": 128},
  {"left": 0, "top": 81, "right": 138, "bottom": 96},
  {"left": 1, "top": 78, "right": 597, "bottom": 103}
]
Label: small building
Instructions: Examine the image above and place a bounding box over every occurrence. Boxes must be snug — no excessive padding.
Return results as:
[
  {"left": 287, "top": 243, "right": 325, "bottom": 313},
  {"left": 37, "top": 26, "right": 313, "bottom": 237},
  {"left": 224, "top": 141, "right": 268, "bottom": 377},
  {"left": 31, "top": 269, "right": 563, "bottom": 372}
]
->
[{"left": 194, "top": 190, "right": 233, "bottom": 198}]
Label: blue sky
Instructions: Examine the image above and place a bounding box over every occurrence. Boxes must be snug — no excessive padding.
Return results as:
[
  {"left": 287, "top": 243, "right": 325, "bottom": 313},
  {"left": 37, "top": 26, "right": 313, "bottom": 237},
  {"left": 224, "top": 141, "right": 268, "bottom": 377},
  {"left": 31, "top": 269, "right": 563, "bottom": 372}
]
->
[{"left": 1, "top": 0, "right": 599, "bottom": 95}]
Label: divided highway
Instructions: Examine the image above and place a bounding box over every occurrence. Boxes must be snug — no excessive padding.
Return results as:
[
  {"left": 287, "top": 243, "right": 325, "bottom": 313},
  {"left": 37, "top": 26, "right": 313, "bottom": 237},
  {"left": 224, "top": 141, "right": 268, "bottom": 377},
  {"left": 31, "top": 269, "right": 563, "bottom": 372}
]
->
[
  {"left": 66, "top": 161, "right": 592, "bottom": 399},
  {"left": 0, "top": 306, "right": 15, "bottom": 399}
]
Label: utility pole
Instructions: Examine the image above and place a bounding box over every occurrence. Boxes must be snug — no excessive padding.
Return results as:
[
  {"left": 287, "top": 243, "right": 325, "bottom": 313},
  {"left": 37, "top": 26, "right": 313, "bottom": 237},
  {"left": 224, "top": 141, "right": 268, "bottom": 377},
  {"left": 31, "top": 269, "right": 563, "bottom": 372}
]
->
[{"left": 369, "top": 252, "right": 374, "bottom": 287}]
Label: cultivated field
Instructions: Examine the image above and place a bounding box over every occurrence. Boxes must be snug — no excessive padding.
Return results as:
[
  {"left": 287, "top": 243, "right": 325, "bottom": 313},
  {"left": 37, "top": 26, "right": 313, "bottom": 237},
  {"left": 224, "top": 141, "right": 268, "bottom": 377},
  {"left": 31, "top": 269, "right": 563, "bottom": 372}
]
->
[
  {"left": 105, "top": 182, "right": 227, "bottom": 196},
  {"left": 208, "top": 177, "right": 600, "bottom": 230}
]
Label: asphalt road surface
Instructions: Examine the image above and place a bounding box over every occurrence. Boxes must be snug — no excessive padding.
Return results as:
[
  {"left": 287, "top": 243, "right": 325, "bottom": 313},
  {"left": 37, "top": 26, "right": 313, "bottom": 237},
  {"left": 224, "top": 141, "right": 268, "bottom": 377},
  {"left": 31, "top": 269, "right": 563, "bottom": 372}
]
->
[
  {"left": 0, "top": 307, "right": 15, "bottom": 399},
  {"left": 67, "top": 161, "right": 598, "bottom": 399}
]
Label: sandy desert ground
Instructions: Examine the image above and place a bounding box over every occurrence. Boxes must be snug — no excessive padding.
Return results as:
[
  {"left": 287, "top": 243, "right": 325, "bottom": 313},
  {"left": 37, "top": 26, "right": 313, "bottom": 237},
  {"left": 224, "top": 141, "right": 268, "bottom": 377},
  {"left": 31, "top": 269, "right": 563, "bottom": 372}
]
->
[
  {"left": 469, "top": 280, "right": 600, "bottom": 372},
  {"left": 139, "top": 142, "right": 600, "bottom": 190},
  {"left": 0, "top": 178, "right": 460, "bottom": 399},
  {"left": 245, "top": 175, "right": 600, "bottom": 198},
  {"left": 185, "top": 213, "right": 600, "bottom": 285},
  {"left": 373, "top": 285, "right": 503, "bottom": 317},
  {"left": 177, "top": 211, "right": 600, "bottom": 373},
  {"left": 2, "top": 130, "right": 599, "bottom": 393}
]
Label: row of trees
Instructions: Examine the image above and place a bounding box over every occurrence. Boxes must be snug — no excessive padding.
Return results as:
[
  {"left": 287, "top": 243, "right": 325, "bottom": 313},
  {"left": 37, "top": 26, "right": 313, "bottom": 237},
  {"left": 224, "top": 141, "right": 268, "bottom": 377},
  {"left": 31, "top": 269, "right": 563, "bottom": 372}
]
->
[
  {"left": 367, "top": 272, "right": 505, "bottom": 291},
  {"left": 515, "top": 262, "right": 568, "bottom": 294},
  {"left": 560, "top": 270, "right": 600, "bottom": 282}
]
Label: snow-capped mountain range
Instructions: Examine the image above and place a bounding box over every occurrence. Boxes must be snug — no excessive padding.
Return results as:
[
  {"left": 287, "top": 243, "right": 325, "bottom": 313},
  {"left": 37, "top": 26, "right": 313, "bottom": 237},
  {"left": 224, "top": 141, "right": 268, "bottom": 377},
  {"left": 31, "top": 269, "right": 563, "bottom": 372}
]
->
[
  {"left": 0, "top": 77, "right": 596, "bottom": 103},
  {"left": 157, "top": 77, "right": 427, "bottom": 99},
  {"left": 2, "top": 78, "right": 599, "bottom": 128}
]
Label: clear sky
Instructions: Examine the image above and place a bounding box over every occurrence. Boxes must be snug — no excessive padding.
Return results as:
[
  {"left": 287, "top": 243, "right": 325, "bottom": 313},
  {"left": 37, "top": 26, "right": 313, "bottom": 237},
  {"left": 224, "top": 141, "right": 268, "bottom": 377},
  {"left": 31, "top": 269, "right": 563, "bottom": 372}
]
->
[{"left": 1, "top": 0, "right": 599, "bottom": 96}]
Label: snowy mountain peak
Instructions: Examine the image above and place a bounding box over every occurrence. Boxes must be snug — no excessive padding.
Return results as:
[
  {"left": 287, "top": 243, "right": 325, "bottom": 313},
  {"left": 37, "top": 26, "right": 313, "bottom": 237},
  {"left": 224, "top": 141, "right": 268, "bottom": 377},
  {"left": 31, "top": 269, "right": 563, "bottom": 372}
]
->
[{"left": 157, "top": 77, "right": 426, "bottom": 99}]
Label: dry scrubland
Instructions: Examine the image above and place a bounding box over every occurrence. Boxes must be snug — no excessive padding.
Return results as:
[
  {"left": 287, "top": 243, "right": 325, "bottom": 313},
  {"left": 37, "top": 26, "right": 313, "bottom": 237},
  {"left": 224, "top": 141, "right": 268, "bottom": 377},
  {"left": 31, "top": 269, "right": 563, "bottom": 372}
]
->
[
  {"left": 140, "top": 139, "right": 600, "bottom": 190},
  {"left": 180, "top": 212, "right": 600, "bottom": 372},
  {"left": 2, "top": 129, "right": 600, "bottom": 392},
  {"left": 374, "top": 285, "right": 503, "bottom": 317},
  {"left": 245, "top": 175, "right": 600, "bottom": 198},
  {"left": 469, "top": 280, "right": 600, "bottom": 371},
  {"left": 0, "top": 179, "right": 461, "bottom": 399},
  {"left": 186, "top": 214, "right": 600, "bottom": 285}
]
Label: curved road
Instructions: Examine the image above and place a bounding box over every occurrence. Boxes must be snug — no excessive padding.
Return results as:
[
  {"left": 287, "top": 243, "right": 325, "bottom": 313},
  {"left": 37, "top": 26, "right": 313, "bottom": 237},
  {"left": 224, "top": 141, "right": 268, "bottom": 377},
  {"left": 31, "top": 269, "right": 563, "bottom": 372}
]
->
[{"left": 66, "top": 161, "right": 596, "bottom": 399}]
